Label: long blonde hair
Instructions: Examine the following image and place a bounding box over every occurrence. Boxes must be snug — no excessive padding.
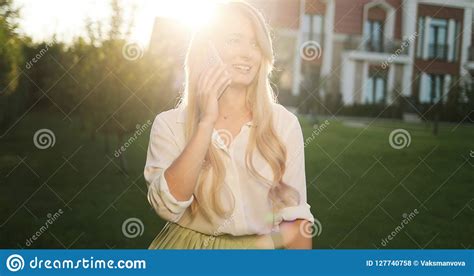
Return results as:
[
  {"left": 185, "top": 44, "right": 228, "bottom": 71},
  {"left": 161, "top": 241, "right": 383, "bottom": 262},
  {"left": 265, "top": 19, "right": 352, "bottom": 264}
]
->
[{"left": 178, "top": 0, "right": 299, "bottom": 220}]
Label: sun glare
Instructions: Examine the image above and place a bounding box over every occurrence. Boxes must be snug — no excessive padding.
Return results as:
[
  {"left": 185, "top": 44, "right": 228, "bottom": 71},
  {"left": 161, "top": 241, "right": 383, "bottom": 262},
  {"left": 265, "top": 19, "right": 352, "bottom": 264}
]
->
[
  {"left": 139, "top": 0, "right": 217, "bottom": 33},
  {"left": 15, "top": 0, "right": 220, "bottom": 47},
  {"left": 131, "top": 0, "right": 218, "bottom": 46},
  {"left": 150, "top": 0, "right": 217, "bottom": 29}
]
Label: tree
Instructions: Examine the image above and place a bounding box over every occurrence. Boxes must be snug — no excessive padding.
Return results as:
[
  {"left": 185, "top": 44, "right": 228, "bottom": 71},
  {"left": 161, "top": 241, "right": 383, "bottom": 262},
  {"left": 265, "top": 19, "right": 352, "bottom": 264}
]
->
[{"left": 0, "top": 0, "right": 22, "bottom": 132}]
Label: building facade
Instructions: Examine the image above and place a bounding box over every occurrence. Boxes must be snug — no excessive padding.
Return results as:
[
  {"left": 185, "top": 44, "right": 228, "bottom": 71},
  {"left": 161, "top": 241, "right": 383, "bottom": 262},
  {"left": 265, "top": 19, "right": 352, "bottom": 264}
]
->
[
  {"left": 148, "top": 0, "right": 474, "bottom": 110},
  {"left": 264, "top": 0, "right": 474, "bottom": 108}
]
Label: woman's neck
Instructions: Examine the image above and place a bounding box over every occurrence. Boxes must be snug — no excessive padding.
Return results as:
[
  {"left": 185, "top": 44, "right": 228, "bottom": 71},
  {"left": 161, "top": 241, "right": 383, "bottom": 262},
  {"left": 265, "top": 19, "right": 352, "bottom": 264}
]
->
[{"left": 218, "top": 85, "right": 249, "bottom": 114}]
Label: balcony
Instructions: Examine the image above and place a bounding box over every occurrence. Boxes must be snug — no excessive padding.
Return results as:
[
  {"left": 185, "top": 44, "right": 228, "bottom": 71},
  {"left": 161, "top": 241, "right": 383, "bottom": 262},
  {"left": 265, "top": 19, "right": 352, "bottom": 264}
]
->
[
  {"left": 343, "top": 36, "right": 409, "bottom": 55},
  {"left": 341, "top": 36, "right": 411, "bottom": 66},
  {"left": 362, "top": 40, "right": 409, "bottom": 55}
]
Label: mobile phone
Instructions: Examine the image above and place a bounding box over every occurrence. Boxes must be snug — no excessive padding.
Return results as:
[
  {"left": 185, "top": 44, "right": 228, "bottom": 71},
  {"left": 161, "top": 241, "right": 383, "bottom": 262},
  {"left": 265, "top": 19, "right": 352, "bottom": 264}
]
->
[{"left": 203, "top": 41, "right": 228, "bottom": 99}]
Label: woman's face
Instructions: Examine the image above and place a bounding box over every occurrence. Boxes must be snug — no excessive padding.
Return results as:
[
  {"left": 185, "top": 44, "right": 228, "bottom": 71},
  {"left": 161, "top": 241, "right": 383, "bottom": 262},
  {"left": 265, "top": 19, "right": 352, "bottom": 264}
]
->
[{"left": 213, "top": 12, "right": 263, "bottom": 87}]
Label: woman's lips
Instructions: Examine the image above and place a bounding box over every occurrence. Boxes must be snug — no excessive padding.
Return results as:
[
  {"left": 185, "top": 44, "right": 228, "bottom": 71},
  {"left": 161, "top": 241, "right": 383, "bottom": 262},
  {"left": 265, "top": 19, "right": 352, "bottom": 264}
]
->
[{"left": 232, "top": 64, "right": 252, "bottom": 74}]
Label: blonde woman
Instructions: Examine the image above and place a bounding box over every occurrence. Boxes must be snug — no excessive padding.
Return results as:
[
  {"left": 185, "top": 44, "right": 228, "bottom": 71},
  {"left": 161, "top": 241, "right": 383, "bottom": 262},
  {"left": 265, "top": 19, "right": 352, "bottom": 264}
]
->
[{"left": 144, "top": 0, "right": 315, "bottom": 249}]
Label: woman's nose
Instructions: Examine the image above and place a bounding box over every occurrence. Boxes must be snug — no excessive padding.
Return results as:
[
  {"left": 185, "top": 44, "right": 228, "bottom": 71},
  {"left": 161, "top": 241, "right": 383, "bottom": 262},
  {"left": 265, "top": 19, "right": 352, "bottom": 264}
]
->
[{"left": 237, "top": 43, "right": 254, "bottom": 60}]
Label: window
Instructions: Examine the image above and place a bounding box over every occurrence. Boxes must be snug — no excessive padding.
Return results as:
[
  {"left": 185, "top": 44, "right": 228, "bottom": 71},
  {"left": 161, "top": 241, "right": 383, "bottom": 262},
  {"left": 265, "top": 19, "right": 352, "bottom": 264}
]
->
[
  {"left": 420, "top": 74, "right": 445, "bottom": 104},
  {"left": 364, "top": 72, "right": 387, "bottom": 104},
  {"left": 302, "top": 14, "right": 324, "bottom": 42},
  {"left": 428, "top": 18, "right": 448, "bottom": 59},
  {"left": 364, "top": 20, "right": 384, "bottom": 52},
  {"left": 417, "top": 17, "right": 460, "bottom": 61}
]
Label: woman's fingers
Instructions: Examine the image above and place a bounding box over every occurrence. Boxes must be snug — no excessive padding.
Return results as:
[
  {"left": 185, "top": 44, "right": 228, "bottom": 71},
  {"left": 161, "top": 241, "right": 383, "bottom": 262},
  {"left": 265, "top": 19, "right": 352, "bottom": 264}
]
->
[
  {"left": 207, "top": 64, "right": 228, "bottom": 90},
  {"left": 212, "top": 73, "right": 232, "bottom": 98},
  {"left": 197, "top": 63, "right": 219, "bottom": 94},
  {"left": 201, "top": 63, "right": 222, "bottom": 90},
  {"left": 199, "top": 62, "right": 231, "bottom": 99}
]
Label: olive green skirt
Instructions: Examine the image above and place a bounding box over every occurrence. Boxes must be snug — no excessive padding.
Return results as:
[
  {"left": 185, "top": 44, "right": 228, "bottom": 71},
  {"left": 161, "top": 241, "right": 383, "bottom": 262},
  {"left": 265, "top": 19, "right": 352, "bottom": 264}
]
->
[{"left": 148, "top": 222, "right": 262, "bottom": 249}]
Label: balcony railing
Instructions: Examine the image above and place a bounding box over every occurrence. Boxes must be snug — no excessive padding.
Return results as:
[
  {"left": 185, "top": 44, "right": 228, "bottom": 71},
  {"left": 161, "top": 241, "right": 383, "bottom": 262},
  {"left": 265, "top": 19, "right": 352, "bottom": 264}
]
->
[
  {"left": 428, "top": 44, "right": 448, "bottom": 60},
  {"left": 342, "top": 36, "right": 409, "bottom": 55},
  {"left": 362, "top": 41, "right": 408, "bottom": 55}
]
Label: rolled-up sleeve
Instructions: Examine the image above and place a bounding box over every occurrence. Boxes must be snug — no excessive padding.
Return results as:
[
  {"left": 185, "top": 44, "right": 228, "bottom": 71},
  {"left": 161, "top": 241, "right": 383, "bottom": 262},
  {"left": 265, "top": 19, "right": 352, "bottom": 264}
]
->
[
  {"left": 144, "top": 114, "right": 193, "bottom": 222},
  {"left": 276, "top": 114, "right": 315, "bottom": 225}
]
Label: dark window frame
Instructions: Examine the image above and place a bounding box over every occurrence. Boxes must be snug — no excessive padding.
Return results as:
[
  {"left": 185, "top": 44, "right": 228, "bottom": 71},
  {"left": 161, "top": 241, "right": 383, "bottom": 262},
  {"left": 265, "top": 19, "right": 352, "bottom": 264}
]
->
[
  {"left": 428, "top": 18, "right": 448, "bottom": 60},
  {"left": 365, "top": 70, "right": 387, "bottom": 104},
  {"left": 303, "top": 14, "right": 325, "bottom": 42},
  {"left": 366, "top": 20, "right": 384, "bottom": 52}
]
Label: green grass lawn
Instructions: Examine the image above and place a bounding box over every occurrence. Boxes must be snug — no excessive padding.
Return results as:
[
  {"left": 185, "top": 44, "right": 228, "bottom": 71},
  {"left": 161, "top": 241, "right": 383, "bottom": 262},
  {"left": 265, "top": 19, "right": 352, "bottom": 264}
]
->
[{"left": 0, "top": 111, "right": 472, "bottom": 249}]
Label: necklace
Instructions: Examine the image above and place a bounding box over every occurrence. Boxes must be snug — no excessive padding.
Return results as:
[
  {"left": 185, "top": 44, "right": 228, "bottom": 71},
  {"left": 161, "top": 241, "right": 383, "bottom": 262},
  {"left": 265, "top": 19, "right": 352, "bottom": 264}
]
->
[{"left": 222, "top": 110, "right": 252, "bottom": 120}]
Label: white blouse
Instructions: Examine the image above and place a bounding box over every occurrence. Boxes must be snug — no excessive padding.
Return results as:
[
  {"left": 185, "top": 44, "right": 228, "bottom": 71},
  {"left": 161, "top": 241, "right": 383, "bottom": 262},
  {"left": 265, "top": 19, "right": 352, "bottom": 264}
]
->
[{"left": 144, "top": 103, "right": 315, "bottom": 236}]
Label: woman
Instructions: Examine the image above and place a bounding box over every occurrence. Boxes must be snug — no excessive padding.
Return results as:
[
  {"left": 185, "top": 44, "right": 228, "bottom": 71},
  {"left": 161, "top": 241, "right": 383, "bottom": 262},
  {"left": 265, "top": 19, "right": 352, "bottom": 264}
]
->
[{"left": 144, "top": 0, "right": 315, "bottom": 249}]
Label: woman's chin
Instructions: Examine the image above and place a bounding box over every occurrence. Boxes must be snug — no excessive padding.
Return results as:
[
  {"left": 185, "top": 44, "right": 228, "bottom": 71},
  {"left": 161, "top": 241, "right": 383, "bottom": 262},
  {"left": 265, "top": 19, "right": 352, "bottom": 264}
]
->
[
  {"left": 230, "top": 76, "right": 257, "bottom": 88},
  {"left": 229, "top": 80, "right": 252, "bottom": 88}
]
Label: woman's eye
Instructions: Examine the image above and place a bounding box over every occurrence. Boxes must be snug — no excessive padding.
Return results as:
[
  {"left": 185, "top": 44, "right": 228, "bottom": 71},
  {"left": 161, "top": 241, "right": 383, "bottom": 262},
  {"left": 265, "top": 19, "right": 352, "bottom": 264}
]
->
[{"left": 225, "top": 37, "right": 259, "bottom": 49}]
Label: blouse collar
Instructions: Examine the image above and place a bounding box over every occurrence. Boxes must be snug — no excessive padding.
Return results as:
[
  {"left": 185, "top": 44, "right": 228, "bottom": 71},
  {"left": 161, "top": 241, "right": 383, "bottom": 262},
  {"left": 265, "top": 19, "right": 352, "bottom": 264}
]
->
[{"left": 176, "top": 105, "right": 253, "bottom": 126}]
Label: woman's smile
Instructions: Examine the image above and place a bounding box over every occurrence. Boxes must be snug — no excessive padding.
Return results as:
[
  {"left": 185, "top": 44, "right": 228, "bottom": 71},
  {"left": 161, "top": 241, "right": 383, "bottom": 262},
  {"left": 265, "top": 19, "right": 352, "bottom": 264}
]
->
[{"left": 232, "top": 63, "right": 252, "bottom": 74}]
